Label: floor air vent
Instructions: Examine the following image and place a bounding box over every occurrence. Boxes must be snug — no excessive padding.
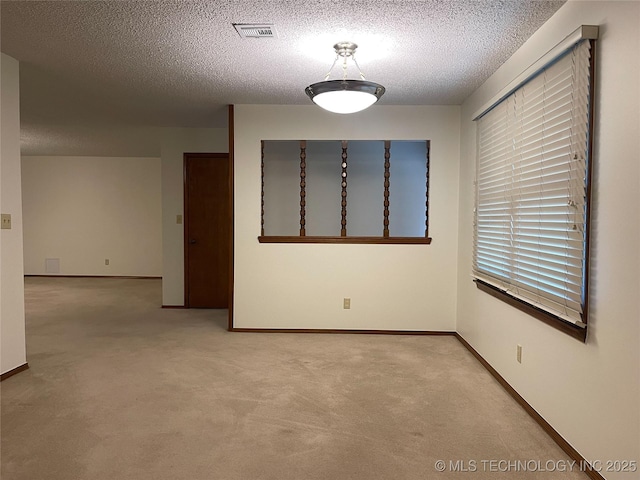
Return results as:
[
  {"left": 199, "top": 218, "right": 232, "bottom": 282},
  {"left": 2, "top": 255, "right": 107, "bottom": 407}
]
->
[{"left": 233, "top": 24, "right": 277, "bottom": 38}]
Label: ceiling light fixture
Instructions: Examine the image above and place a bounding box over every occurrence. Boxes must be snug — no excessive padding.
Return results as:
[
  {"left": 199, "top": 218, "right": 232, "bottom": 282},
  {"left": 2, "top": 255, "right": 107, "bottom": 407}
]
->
[{"left": 305, "top": 42, "right": 385, "bottom": 114}]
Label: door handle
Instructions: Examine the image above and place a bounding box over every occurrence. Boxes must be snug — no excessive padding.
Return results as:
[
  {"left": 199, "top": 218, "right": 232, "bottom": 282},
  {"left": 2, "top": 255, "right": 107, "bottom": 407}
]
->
[{"left": 189, "top": 239, "right": 197, "bottom": 244}]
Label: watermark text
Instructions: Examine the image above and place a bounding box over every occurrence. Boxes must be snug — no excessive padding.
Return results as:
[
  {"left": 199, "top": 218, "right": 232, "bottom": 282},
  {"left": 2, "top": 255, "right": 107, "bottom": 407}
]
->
[{"left": 434, "top": 459, "right": 637, "bottom": 473}]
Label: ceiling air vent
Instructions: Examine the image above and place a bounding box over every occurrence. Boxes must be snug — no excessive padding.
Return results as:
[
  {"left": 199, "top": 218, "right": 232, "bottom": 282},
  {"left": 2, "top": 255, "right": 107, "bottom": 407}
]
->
[{"left": 233, "top": 24, "right": 277, "bottom": 39}]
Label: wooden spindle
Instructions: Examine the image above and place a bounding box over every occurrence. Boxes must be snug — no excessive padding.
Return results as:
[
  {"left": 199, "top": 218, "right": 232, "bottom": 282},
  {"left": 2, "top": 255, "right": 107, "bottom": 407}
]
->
[
  {"left": 383, "top": 141, "right": 391, "bottom": 238},
  {"left": 425, "top": 140, "right": 431, "bottom": 238},
  {"left": 299, "top": 140, "right": 307, "bottom": 236},
  {"left": 260, "top": 140, "right": 265, "bottom": 237},
  {"left": 340, "top": 140, "right": 348, "bottom": 236}
]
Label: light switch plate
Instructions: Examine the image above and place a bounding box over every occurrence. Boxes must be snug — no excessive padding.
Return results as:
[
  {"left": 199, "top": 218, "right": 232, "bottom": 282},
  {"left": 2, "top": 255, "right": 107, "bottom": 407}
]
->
[{"left": 1, "top": 214, "right": 11, "bottom": 229}]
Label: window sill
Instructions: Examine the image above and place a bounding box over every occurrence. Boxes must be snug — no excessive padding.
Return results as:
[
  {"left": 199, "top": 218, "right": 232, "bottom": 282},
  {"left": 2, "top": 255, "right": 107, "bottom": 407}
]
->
[
  {"left": 258, "top": 236, "right": 432, "bottom": 245},
  {"left": 474, "top": 279, "right": 587, "bottom": 342}
]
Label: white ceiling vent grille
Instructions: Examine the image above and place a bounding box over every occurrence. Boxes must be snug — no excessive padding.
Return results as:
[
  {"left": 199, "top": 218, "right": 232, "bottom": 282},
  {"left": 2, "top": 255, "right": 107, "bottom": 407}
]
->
[{"left": 233, "top": 24, "right": 277, "bottom": 39}]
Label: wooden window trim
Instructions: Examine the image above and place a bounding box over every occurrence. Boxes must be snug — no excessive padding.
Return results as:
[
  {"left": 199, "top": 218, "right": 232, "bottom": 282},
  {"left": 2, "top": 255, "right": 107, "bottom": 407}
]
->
[
  {"left": 258, "top": 236, "right": 432, "bottom": 245},
  {"left": 475, "top": 280, "right": 587, "bottom": 342}
]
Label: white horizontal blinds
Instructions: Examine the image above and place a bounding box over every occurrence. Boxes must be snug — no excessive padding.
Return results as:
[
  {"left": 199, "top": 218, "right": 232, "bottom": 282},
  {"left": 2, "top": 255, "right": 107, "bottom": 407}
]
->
[{"left": 473, "top": 40, "right": 591, "bottom": 325}]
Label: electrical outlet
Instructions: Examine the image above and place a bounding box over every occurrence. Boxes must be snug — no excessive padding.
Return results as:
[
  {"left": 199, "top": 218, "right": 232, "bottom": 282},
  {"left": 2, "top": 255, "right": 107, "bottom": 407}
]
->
[
  {"left": 105, "top": 259, "right": 110, "bottom": 266},
  {"left": 517, "top": 344, "right": 522, "bottom": 364},
  {"left": 343, "top": 298, "right": 351, "bottom": 309},
  {"left": 1, "top": 213, "right": 11, "bottom": 230}
]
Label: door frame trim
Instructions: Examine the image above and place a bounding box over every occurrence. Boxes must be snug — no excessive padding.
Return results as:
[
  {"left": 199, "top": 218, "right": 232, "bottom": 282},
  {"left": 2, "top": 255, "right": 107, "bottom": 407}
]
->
[
  {"left": 227, "top": 105, "right": 235, "bottom": 330},
  {"left": 183, "top": 151, "right": 231, "bottom": 308}
]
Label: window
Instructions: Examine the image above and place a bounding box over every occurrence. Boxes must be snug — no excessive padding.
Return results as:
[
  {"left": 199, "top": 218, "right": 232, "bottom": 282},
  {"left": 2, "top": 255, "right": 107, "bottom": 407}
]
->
[
  {"left": 473, "top": 29, "right": 597, "bottom": 341},
  {"left": 260, "top": 139, "right": 431, "bottom": 244}
]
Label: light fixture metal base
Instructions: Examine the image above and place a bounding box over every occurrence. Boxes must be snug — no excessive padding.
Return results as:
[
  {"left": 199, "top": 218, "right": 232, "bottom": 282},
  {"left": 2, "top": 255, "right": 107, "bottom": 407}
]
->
[
  {"left": 305, "top": 80, "right": 385, "bottom": 100},
  {"left": 334, "top": 41, "right": 358, "bottom": 57}
]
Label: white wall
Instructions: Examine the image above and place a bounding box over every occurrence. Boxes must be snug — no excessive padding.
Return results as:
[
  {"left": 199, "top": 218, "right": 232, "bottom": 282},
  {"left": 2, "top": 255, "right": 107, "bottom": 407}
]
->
[
  {"left": 1, "top": 53, "right": 27, "bottom": 375},
  {"left": 161, "top": 128, "right": 228, "bottom": 306},
  {"left": 21, "top": 156, "right": 162, "bottom": 277},
  {"left": 234, "top": 105, "right": 460, "bottom": 330},
  {"left": 456, "top": 2, "right": 640, "bottom": 476}
]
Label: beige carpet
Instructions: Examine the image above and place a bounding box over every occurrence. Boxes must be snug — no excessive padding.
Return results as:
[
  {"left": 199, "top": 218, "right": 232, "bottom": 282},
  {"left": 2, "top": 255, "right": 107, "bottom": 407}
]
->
[{"left": 1, "top": 277, "right": 587, "bottom": 480}]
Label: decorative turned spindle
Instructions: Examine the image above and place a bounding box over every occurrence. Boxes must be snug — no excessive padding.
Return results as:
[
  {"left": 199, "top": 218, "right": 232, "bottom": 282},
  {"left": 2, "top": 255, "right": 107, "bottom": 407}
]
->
[
  {"left": 299, "top": 140, "right": 307, "bottom": 236},
  {"left": 340, "top": 140, "right": 348, "bottom": 236},
  {"left": 260, "top": 141, "right": 265, "bottom": 237},
  {"left": 383, "top": 140, "right": 391, "bottom": 238},
  {"left": 425, "top": 140, "right": 431, "bottom": 238}
]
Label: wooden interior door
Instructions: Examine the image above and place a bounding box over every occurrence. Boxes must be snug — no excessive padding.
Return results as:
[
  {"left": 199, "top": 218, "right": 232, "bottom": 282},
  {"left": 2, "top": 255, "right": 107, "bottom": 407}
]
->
[{"left": 184, "top": 153, "right": 230, "bottom": 308}]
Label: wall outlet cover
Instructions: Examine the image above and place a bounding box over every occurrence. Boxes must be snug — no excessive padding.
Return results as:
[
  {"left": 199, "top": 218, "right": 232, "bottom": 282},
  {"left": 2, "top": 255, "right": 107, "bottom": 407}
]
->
[
  {"left": 45, "top": 258, "right": 60, "bottom": 274},
  {"left": 517, "top": 344, "right": 523, "bottom": 363},
  {"left": 1, "top": 213, "right": 11, "bottom": 229}
]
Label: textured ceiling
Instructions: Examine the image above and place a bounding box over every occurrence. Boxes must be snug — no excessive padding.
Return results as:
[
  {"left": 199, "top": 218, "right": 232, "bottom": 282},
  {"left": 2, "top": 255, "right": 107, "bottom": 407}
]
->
[{"left": 0, "top": 0, "right": 565, "bottom": 156}]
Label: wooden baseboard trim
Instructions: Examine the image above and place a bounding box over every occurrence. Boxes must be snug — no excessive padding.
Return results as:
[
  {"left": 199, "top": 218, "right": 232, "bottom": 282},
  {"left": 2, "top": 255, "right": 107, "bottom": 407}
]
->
[
  {"left": 162, "top": 305, "right": 186, "bottom": 309},
  {"left": 1, "top": 363, "right": 29, "bottom": 381},
  {"left": 25, "top": 275, "right": 161, "bottom": 279},
  {"left": 454, "top": 333, "right": 604, "bottom": 480},
  {"left": 230, "top": 328, "right": 455, "bottom": 335}
]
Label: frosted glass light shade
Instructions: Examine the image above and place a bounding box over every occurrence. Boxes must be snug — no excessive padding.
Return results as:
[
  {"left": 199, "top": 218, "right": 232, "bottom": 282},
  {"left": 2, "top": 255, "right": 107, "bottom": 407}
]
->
[{"left": 305, "top": 80, "right": 385, "bottom": 114}]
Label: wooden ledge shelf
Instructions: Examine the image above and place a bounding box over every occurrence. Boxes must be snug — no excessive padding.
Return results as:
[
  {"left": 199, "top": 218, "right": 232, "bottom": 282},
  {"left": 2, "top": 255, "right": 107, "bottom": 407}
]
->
[{"left": 258, "top": 236, "right": 432, "bottom": 244}]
